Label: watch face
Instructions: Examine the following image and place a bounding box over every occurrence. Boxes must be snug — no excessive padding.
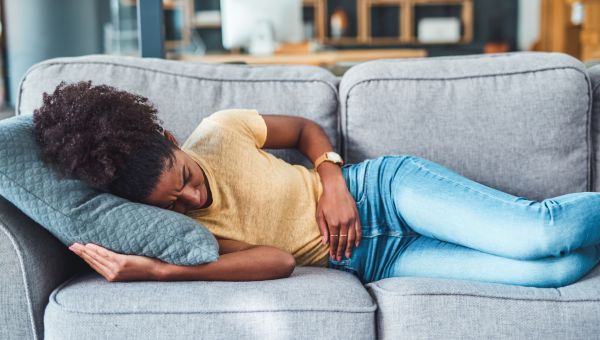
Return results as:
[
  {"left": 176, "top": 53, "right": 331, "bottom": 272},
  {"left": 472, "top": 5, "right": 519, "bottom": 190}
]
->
[{"left": 326, "top": 152, "right": 342, "bottom": 163}]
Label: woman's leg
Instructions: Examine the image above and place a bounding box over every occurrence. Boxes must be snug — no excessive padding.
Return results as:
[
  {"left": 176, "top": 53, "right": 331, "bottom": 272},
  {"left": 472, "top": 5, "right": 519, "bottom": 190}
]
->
[
  {"left": 386, "top": 235, "right": 600, "bottom": 288},
  {"left": 391, "top": 156, "right": 600, "bottom": 260}
]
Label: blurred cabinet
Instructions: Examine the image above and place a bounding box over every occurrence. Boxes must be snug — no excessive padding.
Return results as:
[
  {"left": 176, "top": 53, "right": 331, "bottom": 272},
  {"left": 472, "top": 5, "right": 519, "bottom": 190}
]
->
[
  {"left": 580, "top": 0, "right": 600, "bottom": 61},
  {"left": 304, "top": 0, "right": 473, "bottom": 45},
  {"left": 535, "top": 0, "right": 600, "bottom": 61}
]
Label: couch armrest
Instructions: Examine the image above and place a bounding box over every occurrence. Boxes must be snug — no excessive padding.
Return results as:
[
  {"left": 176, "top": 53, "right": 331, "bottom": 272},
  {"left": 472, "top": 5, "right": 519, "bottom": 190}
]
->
[
  {"left": 589, "top": 65, "right": 600, "bottom": 191},
  {"left": 0, "top": 196, "right": 83, "bottom": 340}
]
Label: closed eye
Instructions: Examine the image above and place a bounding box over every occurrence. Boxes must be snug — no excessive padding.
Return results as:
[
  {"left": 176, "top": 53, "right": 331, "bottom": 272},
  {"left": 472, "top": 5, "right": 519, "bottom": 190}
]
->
[{"left": 164, "top": 166, "right": 190, "bottom": 210}]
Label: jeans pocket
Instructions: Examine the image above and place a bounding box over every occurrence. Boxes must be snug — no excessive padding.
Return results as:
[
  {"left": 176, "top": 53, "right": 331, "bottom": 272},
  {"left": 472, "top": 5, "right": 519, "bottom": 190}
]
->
[{"left": 354, "top": 161, "right": 369, "bottom": 206}]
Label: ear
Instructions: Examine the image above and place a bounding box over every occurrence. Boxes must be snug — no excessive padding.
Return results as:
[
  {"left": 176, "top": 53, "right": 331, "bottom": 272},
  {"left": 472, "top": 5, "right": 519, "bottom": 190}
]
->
[{"left": 163, "top": 130, "right": 179, "bottom": 147}]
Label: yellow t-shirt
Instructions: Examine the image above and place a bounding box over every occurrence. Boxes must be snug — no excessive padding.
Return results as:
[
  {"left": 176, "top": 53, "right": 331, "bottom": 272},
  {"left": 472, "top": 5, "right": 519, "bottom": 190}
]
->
[{"left": 182, "top": 109, "right": 329, "bottom": 267}]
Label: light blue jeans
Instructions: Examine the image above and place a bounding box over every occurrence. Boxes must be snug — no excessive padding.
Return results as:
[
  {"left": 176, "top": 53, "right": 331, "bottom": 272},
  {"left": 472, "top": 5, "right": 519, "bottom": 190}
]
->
[{"left": 327, "top": 155, "right": 600, "bottom": 288}]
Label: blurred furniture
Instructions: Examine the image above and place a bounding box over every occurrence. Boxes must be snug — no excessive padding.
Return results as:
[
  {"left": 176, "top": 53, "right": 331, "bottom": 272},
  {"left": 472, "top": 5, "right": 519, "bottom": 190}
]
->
[
  {"left": 580, "top": 0, "right": 600, "bottom": 61},
  {"left": 535, "top": 0, "right": 600, "bottom": 61},
  {"left": 177, "top": 48, "right": 427, "bottom": 66},
  {"left": 302, "top": 0, "right": 473, "bottom": 45}
]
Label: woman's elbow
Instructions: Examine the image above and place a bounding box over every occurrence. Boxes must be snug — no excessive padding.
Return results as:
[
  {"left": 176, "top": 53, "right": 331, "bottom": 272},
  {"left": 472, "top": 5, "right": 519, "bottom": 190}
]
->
[{"left": 274, "top": 251, "right": 296, "bottom": 279}]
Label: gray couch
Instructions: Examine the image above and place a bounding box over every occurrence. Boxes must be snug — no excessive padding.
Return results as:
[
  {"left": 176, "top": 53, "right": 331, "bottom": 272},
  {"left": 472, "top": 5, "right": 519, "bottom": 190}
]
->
[{"left": 2, "top": 52, "right": 599, "bottom": 340}]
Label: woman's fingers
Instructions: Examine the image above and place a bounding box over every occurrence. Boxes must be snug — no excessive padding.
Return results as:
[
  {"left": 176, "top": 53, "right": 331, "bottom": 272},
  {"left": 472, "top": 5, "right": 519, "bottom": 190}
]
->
[
  {"left": 316, "top": 212, "right": 329, "bottom": 245},
  {"left": 335, "top": 221, "right": 349, "bottom": 261},
  {"left": 84, "top": 243, "right": 118, "bottom": 271},
  {"left": 70, "top": 243, "right": 113, "bottom": 279},
  {"left": 345, "top": 222, "right": 356, "bottom": 259},
  {"left": 328, "top": 223, "right": 340, "bottom": 260}
]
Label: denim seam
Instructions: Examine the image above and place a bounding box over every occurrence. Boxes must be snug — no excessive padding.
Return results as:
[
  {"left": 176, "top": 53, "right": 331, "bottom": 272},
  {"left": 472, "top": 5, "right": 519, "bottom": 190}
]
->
[{"left": 361, "top": 231, "right": 420, "bottom": 239}]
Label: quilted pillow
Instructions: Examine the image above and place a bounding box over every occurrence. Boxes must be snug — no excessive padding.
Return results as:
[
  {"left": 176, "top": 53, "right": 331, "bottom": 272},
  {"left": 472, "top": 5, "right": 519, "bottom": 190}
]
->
[{"left": 0, "top": 115, "right": 219, "bottom": 265}]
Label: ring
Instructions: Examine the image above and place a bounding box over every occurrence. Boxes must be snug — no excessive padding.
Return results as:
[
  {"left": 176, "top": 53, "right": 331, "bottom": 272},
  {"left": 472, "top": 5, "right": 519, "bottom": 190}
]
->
[
  {"left": 330, "top": 234, "right": 338, "bottom": 237},
  {"left": 340, "top": 234, "right": 348, "bottom": 237}
]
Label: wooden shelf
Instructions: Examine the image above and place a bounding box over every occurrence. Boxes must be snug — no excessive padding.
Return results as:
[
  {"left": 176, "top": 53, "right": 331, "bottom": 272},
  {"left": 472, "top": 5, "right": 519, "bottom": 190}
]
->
[
  {"left": 358, "top": 0, "right": 473, "bottom": 46},
  {"left": 176, "top": 48, "right": 427, "bottom": 66},
  {"left": 139, "top": 0, "right": 474, "bottom": 51}
]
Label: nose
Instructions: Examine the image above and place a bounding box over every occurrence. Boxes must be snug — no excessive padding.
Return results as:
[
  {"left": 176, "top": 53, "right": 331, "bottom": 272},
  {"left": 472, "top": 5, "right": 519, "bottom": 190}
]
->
[{"left": 180, "top": 186, "right": 202, "bottom": 208}]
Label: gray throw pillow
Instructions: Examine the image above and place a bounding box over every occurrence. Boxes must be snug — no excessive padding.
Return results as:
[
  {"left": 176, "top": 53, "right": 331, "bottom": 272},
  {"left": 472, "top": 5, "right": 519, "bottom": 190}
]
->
[{"left": 0, "top": 115, "right": 219, "bottom": 265}]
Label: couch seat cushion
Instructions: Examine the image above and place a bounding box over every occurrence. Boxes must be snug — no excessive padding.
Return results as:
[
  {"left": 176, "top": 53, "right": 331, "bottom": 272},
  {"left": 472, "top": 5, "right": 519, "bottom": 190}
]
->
[
  {"left": 367, "top": 263, "right": 600, "bottom": 339},
  {"left": 44, "top": 267, "right": 376, "bottom": 340}
]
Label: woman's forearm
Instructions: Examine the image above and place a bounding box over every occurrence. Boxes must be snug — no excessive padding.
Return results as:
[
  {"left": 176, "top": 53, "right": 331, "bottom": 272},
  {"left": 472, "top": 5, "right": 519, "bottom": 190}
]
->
[
  {"left": 154, "top": 245, "right": 296, "bottom": 281},
  {"left": 296, "top": 120, "right": 345, "bottom": 188}
]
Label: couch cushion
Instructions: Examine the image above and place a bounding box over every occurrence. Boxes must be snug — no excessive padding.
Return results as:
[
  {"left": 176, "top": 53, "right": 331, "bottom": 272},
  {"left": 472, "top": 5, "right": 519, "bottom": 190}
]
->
[
  {"left": 17, "top": 55, "right": 340, "bottom": 168},
  {"left": 0, "top": 115, "right": 219, "bottom": 265},
  {"left": 367, "top": 263, "right": 600, "bottom": 339},
  {"left": 340, "top": 52, "right": 592, "bottom": 201},
  {"left": 589, "top": 64, "right": 600, "bottom": 191},
  {"left": 44, "top": 267, "right": 376, "bottom": 340}
]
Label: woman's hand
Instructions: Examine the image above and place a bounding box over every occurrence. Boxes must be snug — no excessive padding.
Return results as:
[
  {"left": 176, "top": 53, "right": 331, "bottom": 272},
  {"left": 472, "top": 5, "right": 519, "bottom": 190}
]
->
[
  {"left": 316, "top": 165, "right": 362, "bottom": 261},
  {"left": 69, "top": 242, "right": 165, "bottom": 282}
]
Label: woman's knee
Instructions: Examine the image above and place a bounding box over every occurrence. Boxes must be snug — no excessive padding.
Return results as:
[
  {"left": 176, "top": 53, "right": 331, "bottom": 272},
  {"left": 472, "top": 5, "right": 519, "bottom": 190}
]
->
[{"left": 522, "top": 252, "right": 596, "bottom": 288}]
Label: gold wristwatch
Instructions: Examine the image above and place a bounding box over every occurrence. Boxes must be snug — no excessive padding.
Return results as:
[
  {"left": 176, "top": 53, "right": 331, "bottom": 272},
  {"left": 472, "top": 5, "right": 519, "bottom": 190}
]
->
[{"left": 314, "top": 151, "right": 344, "bottom": 170}]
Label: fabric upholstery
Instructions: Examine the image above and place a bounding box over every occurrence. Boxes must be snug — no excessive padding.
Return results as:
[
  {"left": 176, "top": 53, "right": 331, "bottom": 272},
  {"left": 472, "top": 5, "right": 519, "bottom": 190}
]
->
[
  {"left": 589, "top": 65, "right": 600, "bottom": 191},
  {"left": 0, "top": 115, "right": 219, "bottom": 265},
  {"left": 16, "top": 54, "right": 340, "bottom": 168},
  {"left": 0, "top": 196, "right": 84, "bottom": 340},
  {"left": 44, "top": 267, "right": 377, "bottom": 340},
  {"left": 340, "top": 52, "right": 592, "bottom": 201},
  {"left": 367, "top": 264, "right": 600, "bottom": 339}
]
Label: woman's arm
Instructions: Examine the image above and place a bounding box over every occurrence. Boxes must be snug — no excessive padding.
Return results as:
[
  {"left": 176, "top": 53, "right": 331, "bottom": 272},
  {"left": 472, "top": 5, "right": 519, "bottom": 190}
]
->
[
  {"left": 69, "top": 238, "right": 296, "bottom": 282},
  {"left": 156, "top": 238, "right": 296, "bottom": 281},
  {"left": 261, "top": 115, "right": 361, "bottom": 261}
]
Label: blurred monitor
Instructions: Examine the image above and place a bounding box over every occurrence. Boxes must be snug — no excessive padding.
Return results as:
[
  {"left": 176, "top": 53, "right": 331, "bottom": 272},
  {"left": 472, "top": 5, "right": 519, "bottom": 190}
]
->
[{"left": 220, "top": 0, "right": 303, "bottom": 55}]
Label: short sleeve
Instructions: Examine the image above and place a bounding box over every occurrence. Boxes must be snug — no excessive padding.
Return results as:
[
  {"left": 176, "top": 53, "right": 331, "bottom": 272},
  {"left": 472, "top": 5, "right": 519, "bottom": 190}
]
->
[{"left": 205, "top": 109, "right": 267, "bottom": 148}]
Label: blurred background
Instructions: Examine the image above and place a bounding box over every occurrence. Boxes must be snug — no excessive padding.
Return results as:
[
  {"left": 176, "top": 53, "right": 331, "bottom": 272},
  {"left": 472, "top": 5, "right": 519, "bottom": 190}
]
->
[{"left": 0, "top": 0, "right": 599, "bottom": 117}]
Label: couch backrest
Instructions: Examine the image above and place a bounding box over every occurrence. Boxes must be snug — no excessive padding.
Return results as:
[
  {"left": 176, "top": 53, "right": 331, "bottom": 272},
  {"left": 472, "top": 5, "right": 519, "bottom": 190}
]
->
[
  {"left": 16, "top": 55, "right": 340, "bottom": 168},
  {"left": 590, "top": 64, "right": 600, "bottom": 192},
  {"left": 340, "top": 52, "right": 593, "bottom": 201}
]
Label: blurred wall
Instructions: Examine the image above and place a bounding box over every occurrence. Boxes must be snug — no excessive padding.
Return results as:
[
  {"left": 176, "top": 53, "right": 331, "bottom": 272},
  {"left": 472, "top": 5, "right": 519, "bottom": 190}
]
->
[
  {"left": 5, "top": 0, "right": 109, "bottom": 107},
  {"left": 518, "top": 0, "right": 540, "bottom": 51}
]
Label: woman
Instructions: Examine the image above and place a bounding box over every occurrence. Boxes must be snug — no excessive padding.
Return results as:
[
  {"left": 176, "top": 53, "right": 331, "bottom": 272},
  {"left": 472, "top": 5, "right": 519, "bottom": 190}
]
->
[{"left": 33, "top": 81, "right": 600, "bottom": 287}]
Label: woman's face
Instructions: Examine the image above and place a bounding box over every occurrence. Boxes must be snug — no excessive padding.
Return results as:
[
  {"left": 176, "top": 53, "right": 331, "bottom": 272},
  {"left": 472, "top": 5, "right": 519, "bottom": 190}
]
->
[{"left": 145, "top": 149, "right": 211, "bottom": 214}]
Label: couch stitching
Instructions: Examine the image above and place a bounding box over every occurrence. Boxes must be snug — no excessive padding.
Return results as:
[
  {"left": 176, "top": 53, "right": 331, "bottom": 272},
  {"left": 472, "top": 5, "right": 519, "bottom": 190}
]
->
[
  {"left": 49, "top": 306, "right": 378, "bottom": 316},
  {"left": 343, "top": 66, "right": 593, "bottom": 192},
  {"left": 17, "top": 59, "right": 340, "bottom": 119},
  {"left": 366, "top": 284, "right": 600, "bottom": 302}
]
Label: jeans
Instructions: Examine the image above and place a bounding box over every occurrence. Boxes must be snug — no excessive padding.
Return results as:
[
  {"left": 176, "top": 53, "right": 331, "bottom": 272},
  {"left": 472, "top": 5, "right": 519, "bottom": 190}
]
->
[{"left": 327, "top": 155, "right": 600, "bottom": 288}]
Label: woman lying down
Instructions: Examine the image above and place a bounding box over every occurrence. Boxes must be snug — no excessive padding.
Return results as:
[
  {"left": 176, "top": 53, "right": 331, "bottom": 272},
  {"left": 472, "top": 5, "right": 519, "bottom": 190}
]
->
[{"left": 33, "top": 81, "right": 600, "bottom": 288}]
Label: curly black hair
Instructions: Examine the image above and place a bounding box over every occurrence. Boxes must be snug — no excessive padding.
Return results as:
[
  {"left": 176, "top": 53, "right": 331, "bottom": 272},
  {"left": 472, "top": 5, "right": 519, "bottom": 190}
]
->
[{"left": 33, "top": 81, "right": 177, "bottom": 202}]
